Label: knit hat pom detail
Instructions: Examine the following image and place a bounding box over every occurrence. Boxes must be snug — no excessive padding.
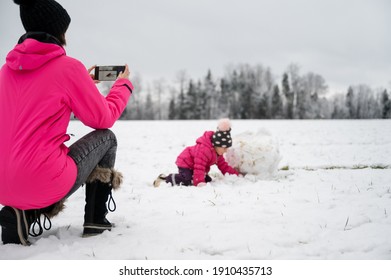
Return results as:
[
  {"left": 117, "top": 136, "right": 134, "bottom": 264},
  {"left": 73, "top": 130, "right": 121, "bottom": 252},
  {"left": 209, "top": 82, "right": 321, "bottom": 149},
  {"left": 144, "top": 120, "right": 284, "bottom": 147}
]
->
[{"left": 217, "top": 118, "right": 231, "bottom": 132}]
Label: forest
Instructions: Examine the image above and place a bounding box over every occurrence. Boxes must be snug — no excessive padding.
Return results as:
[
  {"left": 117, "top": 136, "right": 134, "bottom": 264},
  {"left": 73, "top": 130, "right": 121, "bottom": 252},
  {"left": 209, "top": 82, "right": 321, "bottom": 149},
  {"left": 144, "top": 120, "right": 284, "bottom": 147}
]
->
[{"left": 99, "top": 63, "right": 390, "bottom": 120}]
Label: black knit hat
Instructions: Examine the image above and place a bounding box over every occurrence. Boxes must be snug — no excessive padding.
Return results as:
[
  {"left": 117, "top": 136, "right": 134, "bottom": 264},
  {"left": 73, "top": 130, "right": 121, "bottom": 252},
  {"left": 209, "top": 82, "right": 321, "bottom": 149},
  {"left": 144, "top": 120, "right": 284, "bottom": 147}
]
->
[
  {"left": 212, "top": 118, "right": 233, "bottom": 148},
  {"left": 14, "top": 0, "right": 71, "bottom": 37}
]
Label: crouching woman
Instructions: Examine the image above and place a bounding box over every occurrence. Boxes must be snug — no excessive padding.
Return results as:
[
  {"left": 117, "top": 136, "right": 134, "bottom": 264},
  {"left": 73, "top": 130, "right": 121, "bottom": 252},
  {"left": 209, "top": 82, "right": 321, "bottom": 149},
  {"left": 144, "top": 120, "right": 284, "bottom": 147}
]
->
[{"left": 0, "top": 0, "right": 133, "bottom": 245}]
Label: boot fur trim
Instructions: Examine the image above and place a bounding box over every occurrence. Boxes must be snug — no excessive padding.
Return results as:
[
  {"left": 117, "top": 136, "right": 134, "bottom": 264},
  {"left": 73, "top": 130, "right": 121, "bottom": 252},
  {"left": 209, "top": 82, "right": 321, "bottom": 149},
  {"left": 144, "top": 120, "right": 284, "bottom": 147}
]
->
[
  {"left": 111, "top": 169, "right": 123, "bottom": 190},
  {"left": 43, "top": 198, "right": 66, "bottom": 218},
  {"left": 87, "top": 166, "right": 112, "bottom": 184},
  {"left": 87, "top": 165, "right": 123, "bottom": 190}
]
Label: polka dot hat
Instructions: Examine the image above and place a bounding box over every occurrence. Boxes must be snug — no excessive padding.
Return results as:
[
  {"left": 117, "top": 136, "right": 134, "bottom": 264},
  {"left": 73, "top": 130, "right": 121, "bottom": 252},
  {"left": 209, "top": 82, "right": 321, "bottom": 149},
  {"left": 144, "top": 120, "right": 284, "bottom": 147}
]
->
[{"left": 212, "top": 118, "right": 232, "bottom": 148}]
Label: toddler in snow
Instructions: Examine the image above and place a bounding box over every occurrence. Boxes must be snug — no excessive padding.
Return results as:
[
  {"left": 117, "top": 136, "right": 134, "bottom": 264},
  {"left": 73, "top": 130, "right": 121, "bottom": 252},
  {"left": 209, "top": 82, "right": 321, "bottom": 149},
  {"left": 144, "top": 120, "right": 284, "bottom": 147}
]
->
[{"left": 154, "top": 118, "right": 239, "bottom": 187}]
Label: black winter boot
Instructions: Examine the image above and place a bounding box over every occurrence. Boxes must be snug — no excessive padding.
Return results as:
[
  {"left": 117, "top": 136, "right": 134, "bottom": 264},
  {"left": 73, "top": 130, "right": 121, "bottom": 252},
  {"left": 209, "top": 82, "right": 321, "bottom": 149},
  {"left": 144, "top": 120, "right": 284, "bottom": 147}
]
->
[
  {"left": 0, "top": 200, "right": 65, "bottom": 245},
  {"left": 82, "top": 166, "right": 122, "bottom": 237},
  {"left": 0, "top": 206, "right": 30, "bottom": 246}
]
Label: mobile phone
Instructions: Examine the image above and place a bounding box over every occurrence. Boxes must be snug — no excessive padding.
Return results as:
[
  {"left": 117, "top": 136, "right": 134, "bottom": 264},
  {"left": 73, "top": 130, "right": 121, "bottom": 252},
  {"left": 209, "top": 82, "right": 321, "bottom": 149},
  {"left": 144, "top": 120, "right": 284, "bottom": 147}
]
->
[{"left": 94, "top": 65, "right": 125, "bottom": 81}]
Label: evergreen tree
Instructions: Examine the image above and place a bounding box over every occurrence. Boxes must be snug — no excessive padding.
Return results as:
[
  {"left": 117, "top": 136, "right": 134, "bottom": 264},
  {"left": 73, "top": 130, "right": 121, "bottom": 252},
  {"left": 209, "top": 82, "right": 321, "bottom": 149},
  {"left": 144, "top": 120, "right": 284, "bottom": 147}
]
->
[
  {"left": 201, "top": 70, "right": 214, "bottom": 119},
  {"left": 282, "top": 73, "right": 294, "bottom": 119},
  {"left": 262, "top": 67, "right": 275, "bottom": 118},
  {"left": 168, "top": 97, "right": 176, "bottom": 120},
  {"left": 218, "top": 78, "right": 230, "bottom": 117},
  {"left": 185, "top": 80, "right": 199, "bottom": 119},
  {"left": 271, "top": 85, "right": 283, "bottom": 118},
  {"left": 381, "top": 89, "right": 391, "bottom": 119},
  {"left": 258, "top": 93, "right": 269, "bottom": 119},
  {"left": 296, "top": 89, "right": 307, "bottom": 119},
  {"left": 345, "top": 86, "right": 355, "bottom": 119},
  {"left": 195, "top": 80, "right": 205, "bottom": 119},
  {"left": 177, "top": 88, "right": 186, "bottom": 119},
  {"left": 175, "top": 70, "right": 188, "bottom": 120},
  {"left": 229, "top": 70, "right": 241, "bottom": 119},
  {"left": 239, "top": 80, "right": 252, "bottom": 119},
  {"left": 239, "top": 67, "right": 259, "bottom": 119}
]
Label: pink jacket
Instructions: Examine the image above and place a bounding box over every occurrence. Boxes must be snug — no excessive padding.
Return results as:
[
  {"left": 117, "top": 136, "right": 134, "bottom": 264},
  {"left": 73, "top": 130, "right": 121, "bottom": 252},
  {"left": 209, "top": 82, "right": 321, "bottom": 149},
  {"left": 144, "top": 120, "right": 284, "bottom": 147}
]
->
[
  {"left": 176, "top": 131, "right": 239, "bottom": 186},
  {"left": 0, "top": 38, "right": 133, "bottom": 209}
]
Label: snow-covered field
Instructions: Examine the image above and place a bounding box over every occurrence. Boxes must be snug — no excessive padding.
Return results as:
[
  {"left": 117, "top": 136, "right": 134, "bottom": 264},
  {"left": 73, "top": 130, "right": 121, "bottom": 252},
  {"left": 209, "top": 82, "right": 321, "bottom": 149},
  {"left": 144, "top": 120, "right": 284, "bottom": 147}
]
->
[{"left": 1, "top": 119, "right": 391, "bottom": 260}]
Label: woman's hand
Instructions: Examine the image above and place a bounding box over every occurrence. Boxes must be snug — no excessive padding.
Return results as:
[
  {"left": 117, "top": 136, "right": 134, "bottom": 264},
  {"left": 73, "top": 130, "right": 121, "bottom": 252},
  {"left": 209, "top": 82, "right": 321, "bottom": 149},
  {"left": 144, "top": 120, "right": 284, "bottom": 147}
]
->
[
  {"left": 118, "top": 64, "right": 130, "bottom": 80},
  {"left": 87, "top": 65, "right": 100, "bottom": 84}
]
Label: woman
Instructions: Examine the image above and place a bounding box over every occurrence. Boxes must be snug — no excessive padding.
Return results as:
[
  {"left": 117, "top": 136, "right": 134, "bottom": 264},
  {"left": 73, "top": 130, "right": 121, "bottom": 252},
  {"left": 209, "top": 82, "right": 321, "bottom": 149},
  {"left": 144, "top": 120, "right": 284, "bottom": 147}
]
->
[{"left": 0, "top": 0, "right": 133, "bottom": 245}]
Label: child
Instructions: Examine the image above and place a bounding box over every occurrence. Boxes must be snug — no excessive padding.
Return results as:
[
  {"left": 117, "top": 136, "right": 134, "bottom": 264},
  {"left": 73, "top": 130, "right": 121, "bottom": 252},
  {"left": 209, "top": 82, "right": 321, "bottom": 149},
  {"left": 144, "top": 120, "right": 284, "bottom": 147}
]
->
[{"left": 154, "top": 118, "right": 239, "bottom": 187}]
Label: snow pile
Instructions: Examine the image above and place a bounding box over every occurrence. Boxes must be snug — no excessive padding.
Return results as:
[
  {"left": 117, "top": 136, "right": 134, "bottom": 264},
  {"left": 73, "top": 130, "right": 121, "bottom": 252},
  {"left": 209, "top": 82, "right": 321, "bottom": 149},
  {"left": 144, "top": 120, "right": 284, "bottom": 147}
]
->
[{"left": 225, "top": 128, "right": 282, "bottom": 178}]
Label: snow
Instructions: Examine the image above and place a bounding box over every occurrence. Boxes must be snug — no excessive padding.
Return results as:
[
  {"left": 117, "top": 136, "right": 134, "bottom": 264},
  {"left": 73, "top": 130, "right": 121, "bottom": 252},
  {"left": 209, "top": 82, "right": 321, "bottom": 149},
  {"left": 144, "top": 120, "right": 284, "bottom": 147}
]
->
[
  {"left": 225, "top": 128, "right": 282, "bottom": 178},
  {"left": 0, "top": 119, "right": 391, "bottom": 260}
]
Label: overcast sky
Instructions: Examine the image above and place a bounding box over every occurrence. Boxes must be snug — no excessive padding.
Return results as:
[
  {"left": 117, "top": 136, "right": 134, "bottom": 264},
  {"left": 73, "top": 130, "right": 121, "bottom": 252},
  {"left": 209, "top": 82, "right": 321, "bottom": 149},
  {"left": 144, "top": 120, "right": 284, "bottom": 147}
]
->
[{"left": 1, "top": 0, "right": 390, "bottom": 94}]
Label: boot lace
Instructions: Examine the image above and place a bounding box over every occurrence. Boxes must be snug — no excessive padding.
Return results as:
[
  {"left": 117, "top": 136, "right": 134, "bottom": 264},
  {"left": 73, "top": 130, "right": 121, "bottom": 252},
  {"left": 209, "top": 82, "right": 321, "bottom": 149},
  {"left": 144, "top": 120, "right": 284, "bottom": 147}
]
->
[
  {"left": 106, "top": 173, "right": 117, "bottom": 212},
  {"left": 29, "top": 210, "right": 52, "bottom": 237},
  {"left": 107, "top": 187, "right": 117, "bottom": 212}
]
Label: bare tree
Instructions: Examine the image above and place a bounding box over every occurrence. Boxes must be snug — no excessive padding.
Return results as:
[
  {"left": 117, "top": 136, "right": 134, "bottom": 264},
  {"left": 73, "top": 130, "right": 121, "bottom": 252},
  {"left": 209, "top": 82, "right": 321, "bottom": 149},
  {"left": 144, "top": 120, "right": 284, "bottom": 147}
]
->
[{"left": 153, "top": 78, "right": 166, "bottom": 120}]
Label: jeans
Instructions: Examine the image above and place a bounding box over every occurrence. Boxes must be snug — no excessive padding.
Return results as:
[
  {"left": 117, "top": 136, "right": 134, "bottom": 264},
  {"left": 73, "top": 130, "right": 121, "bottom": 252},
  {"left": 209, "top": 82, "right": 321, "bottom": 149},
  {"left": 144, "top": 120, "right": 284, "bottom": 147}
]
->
[{"left": 66, "top": 129, "right": 117, "bottom": 198}]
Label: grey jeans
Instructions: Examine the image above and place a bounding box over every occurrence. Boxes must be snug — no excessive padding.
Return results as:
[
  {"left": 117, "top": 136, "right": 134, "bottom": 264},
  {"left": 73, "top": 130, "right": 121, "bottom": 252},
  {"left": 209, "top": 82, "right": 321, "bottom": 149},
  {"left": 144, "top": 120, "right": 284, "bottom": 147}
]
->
[{"left": 66, "top": 129, "right": 117, "bottom": 198}]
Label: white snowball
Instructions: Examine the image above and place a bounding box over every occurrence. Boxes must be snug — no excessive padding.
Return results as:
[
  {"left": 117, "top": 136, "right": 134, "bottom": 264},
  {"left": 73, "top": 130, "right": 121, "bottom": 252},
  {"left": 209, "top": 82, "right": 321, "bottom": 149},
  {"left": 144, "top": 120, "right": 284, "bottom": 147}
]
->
[{"left": 225, "top": 128, "right": 282, "bottom": 179}]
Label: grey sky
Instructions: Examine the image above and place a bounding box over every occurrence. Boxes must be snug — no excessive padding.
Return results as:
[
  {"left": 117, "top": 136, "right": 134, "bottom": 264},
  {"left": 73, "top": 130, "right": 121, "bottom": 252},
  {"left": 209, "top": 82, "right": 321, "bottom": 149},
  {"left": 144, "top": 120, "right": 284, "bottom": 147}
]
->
[{"left": 1, "top": 0, "right": 390, "bottom": 94}]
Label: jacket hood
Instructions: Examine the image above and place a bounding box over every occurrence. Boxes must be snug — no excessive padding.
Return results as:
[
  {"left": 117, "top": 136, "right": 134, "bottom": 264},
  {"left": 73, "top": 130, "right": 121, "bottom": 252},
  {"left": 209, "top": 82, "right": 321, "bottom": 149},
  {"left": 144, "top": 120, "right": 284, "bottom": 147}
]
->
[
  {"left": 6, "top": 38, "right": 65, "bottom": 71},
  {"left": 196, "top": 131, "right": 214, "bottom": 148}
]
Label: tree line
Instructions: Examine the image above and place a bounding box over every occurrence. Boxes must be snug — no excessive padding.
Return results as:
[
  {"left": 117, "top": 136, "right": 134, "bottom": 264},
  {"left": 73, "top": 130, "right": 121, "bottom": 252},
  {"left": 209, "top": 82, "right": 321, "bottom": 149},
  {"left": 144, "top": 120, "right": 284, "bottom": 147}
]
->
[{"left": 111, "top": 63, "right": 390, "bottom": 120}]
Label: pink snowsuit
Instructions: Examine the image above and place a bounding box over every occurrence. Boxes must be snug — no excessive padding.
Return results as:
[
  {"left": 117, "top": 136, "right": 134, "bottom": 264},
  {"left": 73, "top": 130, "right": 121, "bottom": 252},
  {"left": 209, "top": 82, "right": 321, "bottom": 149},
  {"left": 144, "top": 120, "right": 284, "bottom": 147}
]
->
[
  {"left": 0, "top": 38, "right": 133, "bottom": 210},
  {"left": 176, "top": 131, "right": 239, "bottom": 186}
]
